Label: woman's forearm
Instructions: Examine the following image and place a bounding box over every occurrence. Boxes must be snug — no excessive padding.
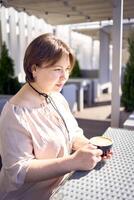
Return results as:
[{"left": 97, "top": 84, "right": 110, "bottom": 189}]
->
[
  {"left": 25, "top": 136, "right": 97, "bottom": 183},
  {"left": 25, "top": 155, "right": 74, "bottom": 183}
]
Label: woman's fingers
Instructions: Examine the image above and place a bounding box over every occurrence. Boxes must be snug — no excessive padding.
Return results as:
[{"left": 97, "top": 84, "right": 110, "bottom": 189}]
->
[
  {"left": 93, "top": 148, "right": 103, "bottom": 157},
  {"left": 86, "top": 143, "right": 97, "bottom": 149},
  {"left": 102, "top": 150, "right": 113, "bottom": 159},
  {"left": 86, "top": 144, "right": 113, "bottom": 160},
  {"left": 73, "top": 145, "right": 104, "bottom": 171}
]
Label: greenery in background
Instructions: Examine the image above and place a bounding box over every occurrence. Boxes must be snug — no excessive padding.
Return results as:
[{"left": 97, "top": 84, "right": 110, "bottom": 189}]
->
[
  {"left": 121, "top": 34, "right": 134, "bottom": 112},
  {"left": 70, "top": 59, "right": 82, "bottom": 78},
  {"left": 0, "top": 42, "right": 21, "bottom": 94}
]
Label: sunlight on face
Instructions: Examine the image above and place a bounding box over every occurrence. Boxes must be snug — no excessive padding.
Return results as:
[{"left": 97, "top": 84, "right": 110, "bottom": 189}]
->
[{"left": 32, "top": 53, "right": 71, "bottom": 94}]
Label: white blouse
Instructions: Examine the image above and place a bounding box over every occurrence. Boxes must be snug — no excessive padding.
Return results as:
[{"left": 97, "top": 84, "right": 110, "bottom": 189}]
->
[{"left": 0, "top": 92, "right": 83, "bottom": 200}]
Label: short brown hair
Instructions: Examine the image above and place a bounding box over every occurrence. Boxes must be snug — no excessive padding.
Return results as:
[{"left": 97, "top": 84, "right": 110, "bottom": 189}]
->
[{"left": 24, "top": 33, "right": 75, "bottom": 82}]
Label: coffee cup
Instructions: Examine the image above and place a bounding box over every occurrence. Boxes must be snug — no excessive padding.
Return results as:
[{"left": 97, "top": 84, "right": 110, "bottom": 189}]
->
[{"left": 89, "top": 136, "right": 113, "bottom": 156}]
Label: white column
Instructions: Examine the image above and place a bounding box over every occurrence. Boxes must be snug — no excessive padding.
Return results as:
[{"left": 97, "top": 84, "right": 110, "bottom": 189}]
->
[
  {"left": 0, "top": 8, "right": 2, "bottom": 56},
  {"left": 33, "top": 16, "right": 40, "bottom": 38},
  {"left": 27, "top": 15, "right": 34, "bottom": 45},
  {"left": 68, "top": 25, "right": 72, "bottom": 47},
  {"left": 99, "top": 29, "right": 110, "bottom": 86},
  {"left": 8, "top": 8, "right": 18, "bottom": 75},
  {"left": 18, "top": 11, "right": 27, "bottom": 82},
  {"left": 0, "top": 7, "right": 8, "bottom": 46},
  {"left": 90, "top": 38, "right": 94, "bottom": 69},
  {"left": 111, "top": 0, "right": 123, "bottom": 127}
]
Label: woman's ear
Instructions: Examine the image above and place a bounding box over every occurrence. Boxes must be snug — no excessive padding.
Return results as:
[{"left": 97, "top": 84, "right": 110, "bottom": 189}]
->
[{"left": 31, "top": 64, "right": 37, "bottom": 79}]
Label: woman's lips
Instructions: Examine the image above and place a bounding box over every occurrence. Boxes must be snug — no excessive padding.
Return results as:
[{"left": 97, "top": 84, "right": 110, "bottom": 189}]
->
[{"left": 56, "top": 84, "right": 64, "bottom": 88}]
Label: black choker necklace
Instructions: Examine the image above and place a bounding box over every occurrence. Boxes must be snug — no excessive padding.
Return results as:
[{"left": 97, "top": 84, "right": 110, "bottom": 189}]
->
[
  {"left": 28, "top": 81, "right": 49, "bottom": 100},
  {"left": 28, "top": 82, "right": 50, "bottom": 103}
]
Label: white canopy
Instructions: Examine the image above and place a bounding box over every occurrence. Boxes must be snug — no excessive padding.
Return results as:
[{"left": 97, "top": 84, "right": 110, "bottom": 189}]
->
[
  {"left": 3, "top": 0, "right": 134, "bottom": 25},
  {"left": 73, "top": 22, "right": 134, "bottom": 48}
]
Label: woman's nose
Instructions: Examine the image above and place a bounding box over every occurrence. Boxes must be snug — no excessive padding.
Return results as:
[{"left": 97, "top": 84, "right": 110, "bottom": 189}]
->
[{"left": 60, "top": 70, "right": 69, "bottom": 80}]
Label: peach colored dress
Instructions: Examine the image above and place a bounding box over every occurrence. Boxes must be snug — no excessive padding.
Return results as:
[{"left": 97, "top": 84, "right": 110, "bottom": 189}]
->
[{"left": 0, "top": 92, "right": 83, "bottom": 200}]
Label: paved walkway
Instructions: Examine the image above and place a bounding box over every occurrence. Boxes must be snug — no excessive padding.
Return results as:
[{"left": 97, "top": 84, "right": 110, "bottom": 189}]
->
[{"left": 74, "top": 93, "right": 131, "bottom": 139}]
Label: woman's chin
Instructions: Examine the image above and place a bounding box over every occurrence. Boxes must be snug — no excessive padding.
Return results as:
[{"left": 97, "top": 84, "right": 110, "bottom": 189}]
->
[
  {"left": 51, "top": 88, "right": 62, "bottom": 93},
  {"left": 57, "top": 88, "right": 62, "bottom": 92}
]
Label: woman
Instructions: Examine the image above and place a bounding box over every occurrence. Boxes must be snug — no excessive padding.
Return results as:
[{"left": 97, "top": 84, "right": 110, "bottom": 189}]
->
[{"left": 0, "top": 33, "right": 110, "bottom": 200}]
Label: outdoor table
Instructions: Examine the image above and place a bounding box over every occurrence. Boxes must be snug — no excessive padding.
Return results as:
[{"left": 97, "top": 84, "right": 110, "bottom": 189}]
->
[
  {"left": 67, "top": 78, "right": 92, "bottom": 111},
  {"left": 50, "top": 127, "right": 134, "bottom": 200}
]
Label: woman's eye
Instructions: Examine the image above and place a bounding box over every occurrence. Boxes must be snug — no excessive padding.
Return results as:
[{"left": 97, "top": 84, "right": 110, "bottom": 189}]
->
[
  {"left": 53, "top": 67, "right": 71, "bottom": 72},
  {"left": 66, "top": 68, "right": 71, "bottom": 72},
  {"left": 54, "top": 68, "right": 61, "bottom": 71}
]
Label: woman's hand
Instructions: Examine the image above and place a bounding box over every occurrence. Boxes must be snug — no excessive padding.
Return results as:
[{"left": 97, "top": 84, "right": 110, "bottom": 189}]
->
[
  {"left": 72, "top": 136, "right": 113, "bottom": 161},
  {"left": 72, "top": 136, "right": 92, "bottom": 151},
  {"left": 71, "top": 143, "right": 103, "bottom": 171}
]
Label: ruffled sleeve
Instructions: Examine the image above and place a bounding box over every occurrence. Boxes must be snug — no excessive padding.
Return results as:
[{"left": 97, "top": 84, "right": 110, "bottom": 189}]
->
[{"left": 0, "top": 104, "right": 34, "bottom": 192}]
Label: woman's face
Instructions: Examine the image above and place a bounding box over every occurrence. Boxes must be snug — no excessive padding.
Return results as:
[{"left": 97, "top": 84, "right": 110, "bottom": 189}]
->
[{"left": 32, "top": 53, "right": 71, "bottom": 93}]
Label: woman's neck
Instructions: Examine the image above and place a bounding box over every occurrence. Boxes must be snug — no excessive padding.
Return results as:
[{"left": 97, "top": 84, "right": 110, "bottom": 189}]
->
[{"left": 28, "top": 82, "right": 49, "bottom": 95}]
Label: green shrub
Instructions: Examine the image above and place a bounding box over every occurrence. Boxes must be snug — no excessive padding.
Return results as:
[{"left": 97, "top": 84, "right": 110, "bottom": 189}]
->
[
  {"left": 121, "top": 34, "right": 134, "bottom": 111},
  {"left": 0, "top": 42, "right": 21, "bottom": 94},
  {"left": 70, "top": 59, "right": 81, "bottom": 78}
]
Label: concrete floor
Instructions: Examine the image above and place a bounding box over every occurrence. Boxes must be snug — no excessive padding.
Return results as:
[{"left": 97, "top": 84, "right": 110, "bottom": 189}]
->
[{"left": 74, "top": 93, "right": 131, "bottom": 139}]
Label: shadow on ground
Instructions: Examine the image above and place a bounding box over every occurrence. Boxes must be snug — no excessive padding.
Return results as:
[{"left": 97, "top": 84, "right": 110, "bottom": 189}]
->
[
  {"left": 76, "top": 109, "right": 131, "bottom": 139},
  {"left": 80, "top": 94, "right": 132, "bottom": 137},
  {"left": 106, "top": 110, "right": 131, "bottom": 128},
  {"left": 76, "top": 118, "right": 110, "bottom": 139},
  {"left": 85, "top": 100, "right": 111, "bottom": 108}
]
